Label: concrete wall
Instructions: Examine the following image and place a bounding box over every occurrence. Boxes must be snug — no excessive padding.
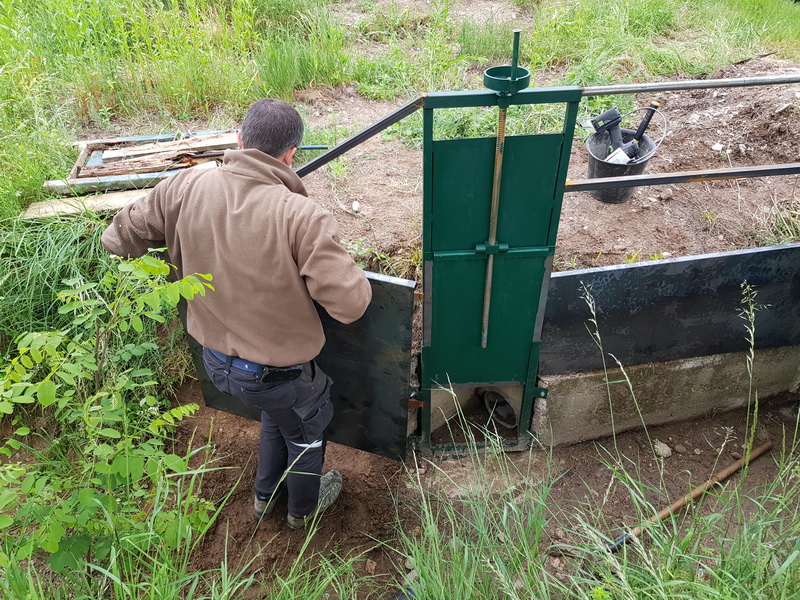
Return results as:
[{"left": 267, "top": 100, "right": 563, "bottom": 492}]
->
[{"left": 533, "top": 345, "right": 800, "bottom": 447}]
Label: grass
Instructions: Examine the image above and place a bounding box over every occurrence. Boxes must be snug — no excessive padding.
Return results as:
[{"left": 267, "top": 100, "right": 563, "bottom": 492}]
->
[
  {"left": 388, "top": 395, "right": 800, "bottom": 599},
  {"left": 0, "top": 214, "right": 113, "bottom": 343},
  {"left": 756, "top": 196, "right": 800, "bottom": 245},
  {"left": 0, "top": 214, "right": 192, "bottom": 390},
  {"left": 385, "top": 283, "right": 800, "bottom": 598},
  {"left": 1, "top": 0, "right": 800, "bottom": 215},
  {"left": 2, "top": 254, "right": 799, "bottom": 597}
]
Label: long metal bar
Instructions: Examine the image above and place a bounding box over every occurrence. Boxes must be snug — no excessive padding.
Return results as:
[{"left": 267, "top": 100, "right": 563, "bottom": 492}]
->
[
  {"left": 295, "top": 96, "right": 426, "bottom": 177},
  {"left": 565, "top": 163, "right": 800, "bottom": 192},
  {"left": 424, "top": 86, "right": 582, "bottom": 108},
  {"left": 582, "top": 74, "right": 800, "bottom": 97},
  {"left": 480, "top": 106, "right": 508, "bottom": 348}
]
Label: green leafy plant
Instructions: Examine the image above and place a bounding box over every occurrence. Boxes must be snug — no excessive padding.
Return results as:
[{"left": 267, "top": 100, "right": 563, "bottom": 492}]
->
[
  {"left": 343, "top": 238, "right": 395, "bottom": 274},
  {"left": 703, "top": 210, "right": 721, "bottom": 232},
  {"left": 624, "top": 250, "right": 642, "bottom": 263},
  {"left": 0, "top": 254, "right": 214, "bottom": 574}
]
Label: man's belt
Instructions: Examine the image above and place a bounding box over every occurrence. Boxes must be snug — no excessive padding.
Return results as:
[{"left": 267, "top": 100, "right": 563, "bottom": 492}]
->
[{"left": 208, "top": 348, "right": 304, "bottom": 383}]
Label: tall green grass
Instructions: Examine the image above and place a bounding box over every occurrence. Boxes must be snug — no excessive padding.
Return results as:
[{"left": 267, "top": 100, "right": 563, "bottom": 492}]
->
[
  {"left": 0, "top": 0, "right": 350, "bottom": 216},
  {"left": 0, "top": 214, "right": 191, "bottom": 386},
  {"left": 1, "top": 0, "right": 800, "bottom": 215},
  {"left": 0, "top": 215, "right": 112, "bottom": 341},
  {"left": 387, "top": 393, "right": 800, "bottom": 599}
]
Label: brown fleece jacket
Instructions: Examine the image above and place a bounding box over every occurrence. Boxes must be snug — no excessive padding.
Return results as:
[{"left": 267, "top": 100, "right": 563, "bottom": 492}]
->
[{"left": 101, "top": 148, "right": 372, "bottom": 366}]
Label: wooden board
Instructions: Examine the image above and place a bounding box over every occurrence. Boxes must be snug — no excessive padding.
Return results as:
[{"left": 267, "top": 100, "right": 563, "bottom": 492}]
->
[
  {"left": 24, "top": 189, "right": 149, "bottom": 219},
  {"left": 101, "top": 132, "right": 237, "bottom": 161}
]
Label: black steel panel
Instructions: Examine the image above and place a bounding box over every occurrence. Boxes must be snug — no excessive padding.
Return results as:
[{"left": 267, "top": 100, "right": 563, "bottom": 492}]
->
[
  {"left": 539, "top": 244, "right": 800, "bottom": 375},
  {"left": 185, "top": 271, "right": 416, "bottom": 460}
]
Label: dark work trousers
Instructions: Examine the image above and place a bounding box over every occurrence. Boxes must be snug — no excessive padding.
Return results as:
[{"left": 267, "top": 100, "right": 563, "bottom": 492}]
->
[{"left": 202, "top": 348, "right": 334, "bottom": 519}]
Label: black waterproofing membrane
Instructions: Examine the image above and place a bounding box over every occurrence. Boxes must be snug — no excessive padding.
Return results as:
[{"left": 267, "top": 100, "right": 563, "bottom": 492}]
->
[{"left": 539, "top": 243, "right": 800, "bottom": 374}]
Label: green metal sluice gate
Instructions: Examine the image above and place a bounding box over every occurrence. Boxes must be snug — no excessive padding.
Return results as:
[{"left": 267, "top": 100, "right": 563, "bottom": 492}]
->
[
  {"left": 416, "top": 83, "right": 580, "bottom": 454},
  {"left": 189, "top": 35, "right": 800, "bottom": 461}
]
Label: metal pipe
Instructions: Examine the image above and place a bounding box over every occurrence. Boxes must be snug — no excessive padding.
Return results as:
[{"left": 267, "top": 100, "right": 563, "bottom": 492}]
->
[
  {"left": 565, "top": 163, "right": 800, "bottom": 192},
  {"left": 582, "top": 74, "right": 800, "bottom": 97},
  {"left": 295, "top": 96, "right": 425, "bottom": 178},
  {"left": 510, "top": 30, "right": 521, "bottom": 82},
  {"left": 606, "top": 440, "right": 773, "bottom": 553},
  {"left": 480, "top": 107, "right": 508, "bottom": 348}
]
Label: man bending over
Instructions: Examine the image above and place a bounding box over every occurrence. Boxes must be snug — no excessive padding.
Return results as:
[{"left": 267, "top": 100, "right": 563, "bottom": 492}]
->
[{"left": 102, "top": 98, "right": 372, "bottom": 529}]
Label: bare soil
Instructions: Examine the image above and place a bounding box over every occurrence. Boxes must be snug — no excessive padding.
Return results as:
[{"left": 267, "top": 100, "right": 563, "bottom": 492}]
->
[
  {"left": 180, "top": 382, "right": 798, "bottom": 594},
  {"left": 298, "top": 58, "right": 800, "bottom": 271},
  {"left": 176, "top": 57, "right": 800, "bottom": 594}
]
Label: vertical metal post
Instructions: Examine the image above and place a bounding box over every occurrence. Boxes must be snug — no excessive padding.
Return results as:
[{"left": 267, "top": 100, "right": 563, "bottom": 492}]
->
[
  {"left": 480, "top": 106, "right": 508, "bottom": 348},
  {"left": 480, "top": 29, "right": 521, "bottom": 349}
]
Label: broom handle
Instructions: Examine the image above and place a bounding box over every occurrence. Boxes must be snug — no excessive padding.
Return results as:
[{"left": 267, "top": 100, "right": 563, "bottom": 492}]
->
[{"left": 607, "top": 440, "right": 773, "bottom": 552}]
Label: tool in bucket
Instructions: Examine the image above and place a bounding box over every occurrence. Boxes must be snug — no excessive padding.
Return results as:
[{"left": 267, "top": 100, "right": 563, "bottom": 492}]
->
[
  {"left": 590, "top": 101, "right": 664, "bottom": 164},
  {"left": 584, "top": 103, "right": 667, "bottom": 203}
]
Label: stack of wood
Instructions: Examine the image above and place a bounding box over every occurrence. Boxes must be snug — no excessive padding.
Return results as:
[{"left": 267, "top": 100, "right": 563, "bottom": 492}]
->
[{"left": 28, "top": 130, "right": 237, "bottom": 218}]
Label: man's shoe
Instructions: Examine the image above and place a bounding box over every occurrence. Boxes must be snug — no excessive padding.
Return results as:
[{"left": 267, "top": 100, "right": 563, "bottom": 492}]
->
[
  {"left": 287, "top": 470, "right": 343, "bottom": 530},
  {"left": 254, "top": 493, "right": 278, "bottom": 520}
]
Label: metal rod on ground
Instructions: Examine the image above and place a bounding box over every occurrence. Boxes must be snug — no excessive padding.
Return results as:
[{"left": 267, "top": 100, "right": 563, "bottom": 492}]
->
[{"left": 606, "top": 440, "right": 773, "bottom": 553}]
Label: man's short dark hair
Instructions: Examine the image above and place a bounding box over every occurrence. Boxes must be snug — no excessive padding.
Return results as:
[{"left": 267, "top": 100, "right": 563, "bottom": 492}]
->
[{"left": 240, "top": 98, "right": 304, "bottom": 158}]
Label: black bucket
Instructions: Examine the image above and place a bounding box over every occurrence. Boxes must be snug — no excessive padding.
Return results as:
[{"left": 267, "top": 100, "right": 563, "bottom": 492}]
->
[{"left": 586, "top": 128, "right": 656, "bottom": 204}]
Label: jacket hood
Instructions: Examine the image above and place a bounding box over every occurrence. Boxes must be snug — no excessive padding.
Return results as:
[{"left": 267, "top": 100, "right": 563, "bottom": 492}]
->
[{"left": 221, "top": 148, "right": 308, "bottom": 197}]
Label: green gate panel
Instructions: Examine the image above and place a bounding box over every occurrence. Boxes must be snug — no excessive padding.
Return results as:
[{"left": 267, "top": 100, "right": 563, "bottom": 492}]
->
[
  {"left": 423, "top": 133, "right": 563, "bottom": 386},
  {"left": 425, "top": 254, "right": 546, "bottom": 384},
  {"left": 430, "top": 135, "right": 563, "bottom": 252}
]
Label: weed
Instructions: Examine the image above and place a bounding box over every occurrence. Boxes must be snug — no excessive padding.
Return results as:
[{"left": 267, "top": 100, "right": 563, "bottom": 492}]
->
[
  {"left": 326, "top": 157, "right": 352, "bottom": 181},
  {"left": 0, "top": 254, "right": 214, "bottom": 581},
  {"left": 342, "top": 238, "right": 395, "bottom": 275},
  {"left": 555, "top": 254, "right": 580, "bottom": 270},
  {"left": 357, "top": 2, "right": 430, "bottom": 43},
  {"left": 703, "top": 210, "right": 721, "bottom": 232},
  {"left": 390, "top": 238, "right": 423, "bottom": 280},
  {"left": 624, "top": 250, "right": 642, "bottom": 263},
  {"left": 756, "top": 197, "right": 800, "bottom": 245}
]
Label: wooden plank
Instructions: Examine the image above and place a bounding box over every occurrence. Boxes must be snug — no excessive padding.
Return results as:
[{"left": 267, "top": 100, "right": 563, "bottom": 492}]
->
[
  {"left": 44, "top": 160, "right": 219, "bottom": 195},
  {"left": 78, "top": 153, "right": 221, "bottom": 178},
  {"left": 69, "top": 145, "right": 91, "bottom": 180},
  {"left": 73, "top": 129, "right": 237, "bottom": 150},
  {"left": 101, "top": 131, "right": 237, "bottom": 161},
  {"left": 74, "top": 133, "right": 179, "bottom": 150},
  {"left": 23, "top": 189, "right": 149, "bottom": 219}
]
